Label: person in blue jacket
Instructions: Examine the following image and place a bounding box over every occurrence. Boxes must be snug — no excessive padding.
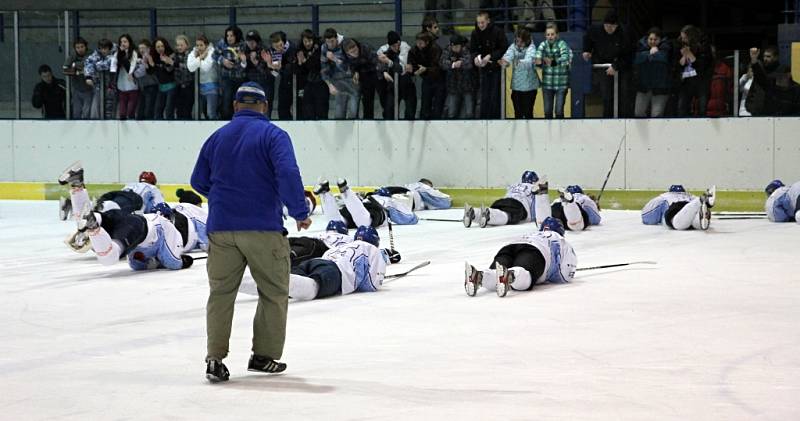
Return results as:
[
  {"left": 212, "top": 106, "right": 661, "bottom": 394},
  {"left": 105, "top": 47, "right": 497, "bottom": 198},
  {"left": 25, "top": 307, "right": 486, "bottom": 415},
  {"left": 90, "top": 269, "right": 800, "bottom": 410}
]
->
[{"left": 191, "top": 82, "right": 312, "bottom": 383}]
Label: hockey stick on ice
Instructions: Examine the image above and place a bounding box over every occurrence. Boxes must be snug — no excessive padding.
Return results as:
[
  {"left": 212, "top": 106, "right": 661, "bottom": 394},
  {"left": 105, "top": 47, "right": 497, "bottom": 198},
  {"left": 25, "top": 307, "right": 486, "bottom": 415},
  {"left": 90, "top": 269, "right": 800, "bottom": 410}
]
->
[
  {"left": 385, "top": 260, "right": 431, "bottom": 281},
  {"left": 576, "top": 260, "right": 656, "bottom": 271},
  {"left": 716, "top": 215, "right": 767, "bottom": 220},
  {"left": 418, "top": 217, "right": 463, "bottom": 222},
  {"left": 596, "top": 133, "right": 626, "bottom": 204}
]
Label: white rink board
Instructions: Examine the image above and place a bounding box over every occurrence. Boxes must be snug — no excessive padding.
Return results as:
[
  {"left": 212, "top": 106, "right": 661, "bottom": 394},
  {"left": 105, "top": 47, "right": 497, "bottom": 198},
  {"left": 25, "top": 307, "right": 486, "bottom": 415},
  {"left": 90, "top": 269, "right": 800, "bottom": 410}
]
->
[
  {"left": 12, "top": 120, "right": 119, "bottom": 182},
  {"left": 1, "top": 118, "right": 798, "bottom": 188},
  {"left": 625, "top": 118, "right": 774, "bottom": 190},
  {"left": 283, "top": 120, "right": 359, "bottom": 186},
  {"left": 0, "top": 121, "right": 12, "bottom": 180},
  {"left": 118, "top": 121, "right": 219, "bottom": 184},
  {"left": 357, "top": 120, "right": 489, "bottom": 187},
  {"left": 773, "top": 118, "right": 800, "bottom": 182},
  {"left": 487, "top": 119, "right": 626, "bottom": 189}
]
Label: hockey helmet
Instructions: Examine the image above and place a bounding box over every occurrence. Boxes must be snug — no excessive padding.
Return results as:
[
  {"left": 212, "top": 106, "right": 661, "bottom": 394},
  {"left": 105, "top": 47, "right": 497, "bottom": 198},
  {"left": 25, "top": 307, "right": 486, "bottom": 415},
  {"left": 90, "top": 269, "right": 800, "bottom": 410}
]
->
[
  {"left": 139, "top": 171, "right": 157, "bottom": 185},
  {"left": 765, "top": 179, "right": 785, "bottom": 196},
  {"left": 374, "top": 187, "right": 391, "bottom": 197},
  {"left": 521, "top": 170, "right": 539, "bottom": 184},
  {"left": 326, "top": 220, "right": 348, "bottom": 235},
  {"left": 668, "top": 184, "right": 685, "bottom": 193},
  {"left": 566, "top": 185, "right": 584, "bottom": 195},
  {"left": 154, "top": 202, "right": 172, "bottom": 218},
  {"left": 354, "top": 225, "right": 380, "bottom": 247},
  {"left": 539, "top": 216, "right": 565, "bottom": 236}
]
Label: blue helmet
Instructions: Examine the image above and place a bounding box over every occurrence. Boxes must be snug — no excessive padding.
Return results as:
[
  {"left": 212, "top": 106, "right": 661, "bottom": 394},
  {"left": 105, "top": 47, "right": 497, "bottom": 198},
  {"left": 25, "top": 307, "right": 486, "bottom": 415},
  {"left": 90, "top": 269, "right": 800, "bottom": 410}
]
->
[
  {"left": 354, "top": 225, "right": 380, "bottom": 247},
  {"left": 539, "top": 216, "right": 565, "bottom": 236},
  {"left": 521, "top": 170, "right": 539, "bottom": 184},
  {"left": 566, "top": 185, "right": 584, "bottom": 195},
  {"left": 374, "top": 187, "right": 391, "bottom": 197},
  {"left": 765, "top": 179, "right": 784, "bottom": 196},
  {"left": 154, "top": 202, "right": 172, "bottom": 218},
  {"left": 669, "top": 184, "right": 686, "bottom": 193},
  {"left": 326, "top": 220, "right": 348, "bottom": 235}
]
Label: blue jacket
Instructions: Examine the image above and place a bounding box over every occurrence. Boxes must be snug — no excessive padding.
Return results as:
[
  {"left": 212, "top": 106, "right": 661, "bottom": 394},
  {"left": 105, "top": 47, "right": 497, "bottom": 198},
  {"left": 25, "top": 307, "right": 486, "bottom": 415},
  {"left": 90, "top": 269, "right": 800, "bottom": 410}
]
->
[{"left": 190, "top": 110, "right": 308, "bottom": 233}]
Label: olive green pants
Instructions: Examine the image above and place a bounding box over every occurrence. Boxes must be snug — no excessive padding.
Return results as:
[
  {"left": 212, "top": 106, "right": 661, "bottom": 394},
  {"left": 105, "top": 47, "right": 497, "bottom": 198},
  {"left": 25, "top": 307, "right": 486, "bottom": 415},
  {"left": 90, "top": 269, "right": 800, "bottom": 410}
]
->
[{"left": 206, "top": 231, "right": 290, "bottom": 361}]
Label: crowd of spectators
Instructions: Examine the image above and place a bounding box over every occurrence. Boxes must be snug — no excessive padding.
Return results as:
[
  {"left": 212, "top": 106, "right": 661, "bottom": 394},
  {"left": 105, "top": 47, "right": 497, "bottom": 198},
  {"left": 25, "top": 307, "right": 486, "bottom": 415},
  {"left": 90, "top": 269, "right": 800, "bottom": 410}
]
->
[{"left": 34, "top": 9, "right": 798, "bottom": 120}]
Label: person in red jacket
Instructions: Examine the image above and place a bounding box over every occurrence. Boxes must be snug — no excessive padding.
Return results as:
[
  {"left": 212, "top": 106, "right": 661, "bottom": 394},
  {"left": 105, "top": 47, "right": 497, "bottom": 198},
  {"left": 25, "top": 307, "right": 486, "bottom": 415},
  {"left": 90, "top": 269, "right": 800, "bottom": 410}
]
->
[{"left": 706, "top": 46, "right": 732, "bottom": 117}]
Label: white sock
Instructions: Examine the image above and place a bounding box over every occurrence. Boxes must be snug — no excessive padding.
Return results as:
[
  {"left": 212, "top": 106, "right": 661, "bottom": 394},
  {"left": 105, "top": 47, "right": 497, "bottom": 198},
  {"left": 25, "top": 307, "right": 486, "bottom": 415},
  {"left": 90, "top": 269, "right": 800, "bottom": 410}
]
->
[
  {"left": 534, "top": 194, "right": 551, "bottom": 225},
  {"left": 479, "top": 269, "right": 498, "bottom": 290},
  {"left": 563, "top": 201, "right": 585, "bottom": 231},
  {"left": 671, "top": 198, "right": 702, "bottom": 230},
  {"left": 70, "top": 187, "right": 91, "bottom": 222},
  {"left": 486, "top": 208, "right": 509, "bottom": 226},
  {"left": 289, "top": 274, "right": 320, "bottom": 301},
  {"left": 88, "top": 227, "right": 123, "bottom": 265},
  {"left": 342, "top": 189, "right": 372, "bottom": 227},
  {"left": 509, "top": 267, "right": 533, "bottom": 291}
]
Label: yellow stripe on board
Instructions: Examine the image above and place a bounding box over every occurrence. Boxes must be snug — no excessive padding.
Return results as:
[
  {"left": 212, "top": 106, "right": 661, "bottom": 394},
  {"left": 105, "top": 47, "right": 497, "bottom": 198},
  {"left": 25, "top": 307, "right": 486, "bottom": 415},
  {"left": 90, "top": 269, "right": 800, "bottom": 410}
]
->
[{"left": 0, "top": 183, "right": 46, "bottom": 200}]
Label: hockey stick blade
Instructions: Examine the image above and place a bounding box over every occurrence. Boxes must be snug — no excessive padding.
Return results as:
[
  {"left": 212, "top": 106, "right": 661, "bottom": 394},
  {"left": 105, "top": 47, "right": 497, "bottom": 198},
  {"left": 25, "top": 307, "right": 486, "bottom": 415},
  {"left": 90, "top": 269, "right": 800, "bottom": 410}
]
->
[
  {"left": 576, "top": 261, "right": 657, "bottom": 272},
  {"left": 385, "top": 260, "right": 431, "bottom": 280}
]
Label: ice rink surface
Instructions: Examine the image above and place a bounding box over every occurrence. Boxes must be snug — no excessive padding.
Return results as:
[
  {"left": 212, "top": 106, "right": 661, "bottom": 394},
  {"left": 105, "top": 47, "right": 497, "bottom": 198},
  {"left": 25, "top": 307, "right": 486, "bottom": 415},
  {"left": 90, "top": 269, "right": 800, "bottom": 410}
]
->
[{"left": 1, "top": 200, "right": 799, "bottom": 420}]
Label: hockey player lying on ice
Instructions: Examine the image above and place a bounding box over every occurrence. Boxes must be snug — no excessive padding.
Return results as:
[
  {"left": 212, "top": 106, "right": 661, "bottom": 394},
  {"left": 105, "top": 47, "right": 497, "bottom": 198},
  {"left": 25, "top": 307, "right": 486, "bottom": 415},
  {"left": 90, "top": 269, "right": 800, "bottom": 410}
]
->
[
  {"left": 764, "top": 179, "right": 800, "bottom": 223},
  {"left": 373, "top": 178, "right": 452, "bottom": 210},
  {"left": 464, "top": 216, "right": 577, "bottom": 297},
  {"left": 641, "top": 184, "right": 716, "bottom": 230},
  {"left": 463, "top": 170, "right": 543, "bottom": 228},
  {"left": 313, "top": 178, "right": 418, "bottom": 227},
  {"left": 288, "top": 220, "right": 353, "bottom": 266},
  {"left": 288, "top": 225, "right": 401, "bottom": 301},
  {"left": 550, "top": 184, "right": 601, "bottom": 231}
]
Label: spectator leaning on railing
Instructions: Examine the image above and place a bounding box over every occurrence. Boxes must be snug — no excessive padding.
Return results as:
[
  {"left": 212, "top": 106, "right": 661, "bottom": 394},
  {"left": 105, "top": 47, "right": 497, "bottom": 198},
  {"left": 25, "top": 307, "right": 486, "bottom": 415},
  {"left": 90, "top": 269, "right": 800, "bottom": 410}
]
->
[
  {"left": 115, "top": 34, "right": 141, "bottom": 121},
  {"left": 748, "top": 47, "right": 800, "bottom": 116},
  {"left": 582, "top": 10, "right": 630, "bottom": 118},
  {"left": 500, "top": 27, "right": 538, "bottom": 119},
  {"left": 32, "top": 64, "right": 66, "bottom": 119},
  {"left": 135, "top": 39, "right": 159, "bottom": 120},
  {"left": 633, "top": 27, "right": 671, "bottom": 118},
  {"left": 321, "top": 28, "right": 359, "bottom": 119},
  {"left": 377, "top": 31, "right": 414, "bottom": 120},
  {"left": 84, "top": 38, "right": 117, "bottom": 119},
  {"left": 344, "top": 38, "right": 380, "bottom": 120},
  {"left": 440, "top": 34, "right": 474, "bottom": 119},
  {"left": 243, "top": 30, "right": 270, "bottom": 114},
  {"left": 264, "top": 31, "right": 297, "bottom": 120},
  {"left": 536, "top": 22, "right": 572, "bottom": 119},
  {"left": 62, "top": 37, "right": 93, "bottom": 119},
  {"left": 409, "top": 31, "right": 445, "bottom": 120},
  {"left": 173, "top": 35, "right": 195, "bottom": 120},
  {"left": 296, "top": 29, "right": 329, "bottom": 120},
  {"left": 471, "top": 10, "right": 508, "bottom": 119},
  {"left": 215, "top": 26, "right": 247, "bottom": 120},
  {"left": 152, "top": 37, "right": 177, "bottom": 120},
  {"left": 187, "top": 34, "right": 219, "bottom": 120}
]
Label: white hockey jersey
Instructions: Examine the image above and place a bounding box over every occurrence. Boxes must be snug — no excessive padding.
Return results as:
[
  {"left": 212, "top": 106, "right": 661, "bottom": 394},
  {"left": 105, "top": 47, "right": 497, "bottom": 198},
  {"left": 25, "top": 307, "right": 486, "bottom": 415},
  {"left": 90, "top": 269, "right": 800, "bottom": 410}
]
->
[
  {"left": 123, "top": 182, "right": 166, "bottom": 213},
  {"left": 641, "top": 191, "right": 695, "bottom": 225},
  {"left": 512, "top": 231, "right": 577, "bottom": 284},
  {"left": 765, "top": 182, "right": 800, "bottom": 222},
  {"left": 505, "top": 182, "right": 537, "bottom": 222},
  {"left": 404, "top": 182, "right": 452, "bottom": 210},
  {"left": 318, "top": 231, "right": 352, "bottom": 249},
  {"left": 127, "top": 214, "right": 184, "bottom": 271},
  {"left": 174, "top": 203, "right": 209, "bottom": 252},
  {"left": 321, "top": 240, "right": 388, "bottom": 295}
]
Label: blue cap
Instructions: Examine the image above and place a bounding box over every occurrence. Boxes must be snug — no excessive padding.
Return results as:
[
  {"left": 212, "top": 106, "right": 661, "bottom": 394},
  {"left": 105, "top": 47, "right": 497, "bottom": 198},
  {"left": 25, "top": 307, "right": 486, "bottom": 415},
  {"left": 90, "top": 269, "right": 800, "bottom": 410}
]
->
[
  {"left": 669, "top": 185, "right": 686, "bottom": 193},
  {"left": 235, "top": 82, "right": 267, "bottom": 104},
  {"left": 765, "top": 179, "right": 784, "bottom": 196}
]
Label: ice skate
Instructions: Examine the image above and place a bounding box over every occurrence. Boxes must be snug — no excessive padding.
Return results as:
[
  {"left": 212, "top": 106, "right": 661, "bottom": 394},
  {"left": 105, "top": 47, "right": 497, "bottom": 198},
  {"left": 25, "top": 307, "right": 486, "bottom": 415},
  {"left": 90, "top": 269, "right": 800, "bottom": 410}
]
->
[
  {"left": 77, "top": 209, "right": 100, "bottom": 233},
  {"left": 495, "top": 262, "right": 515, "bottom": 298},
  {"left": 58, "top": 161, "right": 84, "bottom": 187},
  {"left": 464, "top": 262, "right": 482, "bottom": 297},
  {"left": 64, "top": 230, "right": 91, "bottom": 253},
  {"left": 206, "top": 359, "right": 230, "bottom": 383},
  {"left": 478, "top": 205, "right": 490, "bottom": 228},
  {"left": 59, "top": 196, "right": 72, "bottom": 221},
  {"left": 313, "top": 179, "right": 330, "bottom": 195},
  {"left": 699, "top": 185, "right": 715, "bottom": 231},
  {"left": 558, "top": 187, "right": 574, "bottom": 203},
  {"left": 336, "top": 178, "right": 349, "bottom": 194},
  {"left": 703, "top": 185, "right": 716, "bottom": 208},
  {"left": 248, "top": 354, "right": 287, "bottom": 374},
  {"left": 534, "top": 175, "right": 549, "bottom": 195},
  {"left": 463, "top": 203, "right": 475, "bottom": 228}
]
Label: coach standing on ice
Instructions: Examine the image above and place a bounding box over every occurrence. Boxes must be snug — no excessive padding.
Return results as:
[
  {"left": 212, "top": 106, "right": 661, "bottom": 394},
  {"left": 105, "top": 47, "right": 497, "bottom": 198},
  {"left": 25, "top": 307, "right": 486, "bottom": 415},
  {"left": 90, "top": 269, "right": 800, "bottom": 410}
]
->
[{"left": 191, "top": 81, "right": 312, "bottom": 382}]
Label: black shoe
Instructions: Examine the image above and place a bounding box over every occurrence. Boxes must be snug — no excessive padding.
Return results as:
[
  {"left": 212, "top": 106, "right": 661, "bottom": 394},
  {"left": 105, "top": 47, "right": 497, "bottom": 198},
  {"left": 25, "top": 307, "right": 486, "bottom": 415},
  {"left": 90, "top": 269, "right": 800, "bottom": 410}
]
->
[
  {"left": 248, "top": 354, "right": 287, "bottom": 374},
  {"left": 206, "top": 359, "right": 230, "bottom": 383},
  {"left": 337, "top": 178, "right": 349, "bottom": 193},
  {"left": 313, "top": 180, "right": 330, "bottom": 195}
]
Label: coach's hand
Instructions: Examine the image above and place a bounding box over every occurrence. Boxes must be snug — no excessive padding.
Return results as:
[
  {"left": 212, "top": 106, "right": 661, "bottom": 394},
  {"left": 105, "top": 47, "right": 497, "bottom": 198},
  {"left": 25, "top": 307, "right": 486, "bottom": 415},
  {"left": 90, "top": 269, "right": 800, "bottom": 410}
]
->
[{"left": 296, "top": 217, "right": 312, "bottom": 231}]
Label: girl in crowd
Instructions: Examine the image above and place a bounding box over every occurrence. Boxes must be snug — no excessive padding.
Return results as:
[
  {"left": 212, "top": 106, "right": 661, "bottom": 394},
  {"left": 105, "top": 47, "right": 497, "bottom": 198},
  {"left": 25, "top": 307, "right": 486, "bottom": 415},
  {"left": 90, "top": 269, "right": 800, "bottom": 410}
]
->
[
  {"left": 633, "top": 27, "right": 671, "bottom": 117},
  {"left": 188, "top": 34, "right": 219, "bottom": 120},
  {"left": 535, "top": 23, "right": 572, "bottom": 119},
  {"left": 153, "top": 37, "right": 177, "bottom": 120},
  {"left": 676, "top": 25, "right": 712, "bottom": 116},
  {"left": 500, "top": 27, "right": 538, "bottom": 119},
  {"left": 296, "top": 29, "right": 329, "bottom": 120},
  {"left": 116, "top": 34, "right": 141, "bottom": 120},
  {"left": 173, "top": 35, "right": 195, "bottom": 120},
  {"left": 135, "top": 39, "right": 159, "bottom": 120},
  {"left": 214, "top": 26, "right": 247, "bottom": 119}
]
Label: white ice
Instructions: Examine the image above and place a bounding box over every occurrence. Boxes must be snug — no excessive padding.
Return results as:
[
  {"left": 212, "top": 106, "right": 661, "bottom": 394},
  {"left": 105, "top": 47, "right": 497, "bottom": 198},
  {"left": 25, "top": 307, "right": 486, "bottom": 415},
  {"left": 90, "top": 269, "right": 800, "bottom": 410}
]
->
[{"left": 1, "top": 200, "right": 799, "bottom": 420}]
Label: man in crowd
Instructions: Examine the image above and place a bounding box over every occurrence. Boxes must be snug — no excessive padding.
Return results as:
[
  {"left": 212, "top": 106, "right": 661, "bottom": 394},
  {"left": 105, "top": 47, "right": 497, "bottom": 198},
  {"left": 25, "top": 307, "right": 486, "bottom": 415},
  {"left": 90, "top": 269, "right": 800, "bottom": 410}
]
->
[{"left": 31, "top": 65, "right": 66, "bottom": 119}]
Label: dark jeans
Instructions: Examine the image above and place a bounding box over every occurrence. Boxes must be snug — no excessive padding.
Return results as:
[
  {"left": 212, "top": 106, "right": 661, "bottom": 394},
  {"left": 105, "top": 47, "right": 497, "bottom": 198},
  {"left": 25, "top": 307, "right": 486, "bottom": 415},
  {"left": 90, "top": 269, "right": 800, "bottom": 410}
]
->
[
  {"left": 277, "top": 73, "right": 293, "bottom": 120},
  {"left": 359, "top": 72, "right": 378, "bottom": 119},
  {"left": 117, "top": 90, "right": 139, "bottom": 120},
  {"left": 220, "top": 78, "right": 244, "bottom": 120},
  {"left": 154, "top": 88, "right": 176, "bottom": 120},
  {"left": 542, "top": 89, "right": 567, "bottom": 119},
  {"left": 420, "top": 77, "right": 446, "bottom": 120},
  {"left": 175, "top": 83, "right": 195, "bottom": 120},
  {"left": 379, "top": 74, "right": 417, "bottom": 120},
  {"left": 299, "top": 80, "right": 330, "bottom": 120},
  {"left": 511, "top": 90, "right": 536, "bottom": 119},
  {"left": 595, "top": 69, "right": 616, "bottom": 118},
  {"left": 678, "top": 76, "right": 709, "bottom": 117},
  {"left": 479, "top": 68, "right": 502, "bottom": 119},
  {"left": 137, "top": 85, "right": 158, "bottom": 120}
]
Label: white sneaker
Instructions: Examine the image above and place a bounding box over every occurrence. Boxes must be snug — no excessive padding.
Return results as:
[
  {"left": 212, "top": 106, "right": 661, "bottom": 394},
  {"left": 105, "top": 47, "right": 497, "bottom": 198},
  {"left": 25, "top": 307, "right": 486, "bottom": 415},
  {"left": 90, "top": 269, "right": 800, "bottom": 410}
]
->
[
  {"left": 464, "top": 262, "right": 482, "bottom": 297},
  {"left": 495, "top": 263, "right": 515, "bottom": 298},
  {"left": 463, "top": 203, "right": 475, "bottom": 228},
  {"left": 558, "top": 187, "right": 574, "bottom": 203}
]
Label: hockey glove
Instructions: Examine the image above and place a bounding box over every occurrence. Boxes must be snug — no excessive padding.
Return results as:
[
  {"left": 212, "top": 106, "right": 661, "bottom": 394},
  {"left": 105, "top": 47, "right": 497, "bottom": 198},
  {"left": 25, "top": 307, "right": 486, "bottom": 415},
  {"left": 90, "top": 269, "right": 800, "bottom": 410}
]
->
[
  {"left": 385, "top": 249, "right": 401, "bottom": 264},
  {"left": 181, "top": 255, "right": 194, "bottom": 269}
]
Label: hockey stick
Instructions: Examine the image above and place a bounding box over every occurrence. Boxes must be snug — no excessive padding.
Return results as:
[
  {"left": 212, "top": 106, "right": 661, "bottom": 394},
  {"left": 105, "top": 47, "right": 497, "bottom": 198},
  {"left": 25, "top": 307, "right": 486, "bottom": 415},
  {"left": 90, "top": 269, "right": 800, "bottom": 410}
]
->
[
  {"left": 576, "top": 260, "right": 656, "bottom": 271},
  {"left": 716, "top": 215, "right": 767, "bottom": 220},
  {"left": 596, "top": 133, "right": 626, "bottom": 204},
  {"left": 192, "top": 256, "right": 208, "bottom": 260},
  {"left": 385, "top": 260, "right": 431, "bottom": 280},
  {"left": 387, "top": 219, "right": 395, "bottom": 251},
  {"left": 418, "top": 217, "right": 463, "bottom": 222},
  {"left": 713, "top": 212, "right": 766, "bottom": 216}
]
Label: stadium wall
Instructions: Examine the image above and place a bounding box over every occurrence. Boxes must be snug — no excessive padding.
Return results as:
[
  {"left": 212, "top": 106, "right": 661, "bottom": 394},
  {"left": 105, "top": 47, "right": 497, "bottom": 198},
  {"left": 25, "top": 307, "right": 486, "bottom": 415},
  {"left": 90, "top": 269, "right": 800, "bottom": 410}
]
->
[{"left": 1, "top": 118, "right": 799, "bottom": 191}]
